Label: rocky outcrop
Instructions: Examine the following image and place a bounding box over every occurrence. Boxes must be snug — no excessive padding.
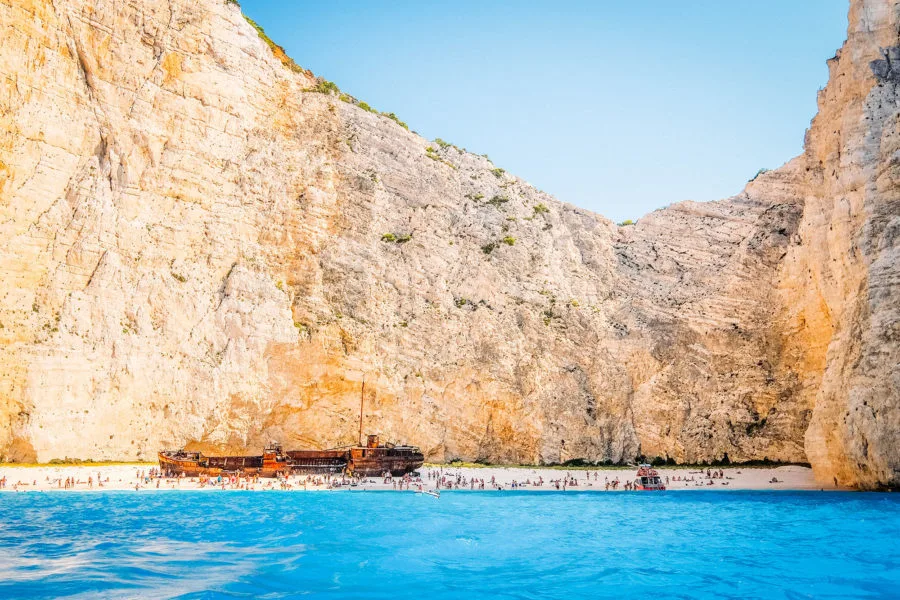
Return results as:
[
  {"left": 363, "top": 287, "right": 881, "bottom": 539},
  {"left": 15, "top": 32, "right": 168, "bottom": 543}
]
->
[
  {"left": 792, "top": 0, "right": 900, "bottom": 489},
  {"left": 1, "top": 0, "right": 897, "bottom": 488}
]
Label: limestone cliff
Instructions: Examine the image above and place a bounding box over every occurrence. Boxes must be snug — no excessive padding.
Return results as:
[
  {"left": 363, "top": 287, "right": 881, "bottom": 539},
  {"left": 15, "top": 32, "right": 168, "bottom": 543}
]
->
[{"left": 1, "top": 0, "right": 897, "bottom": 488}]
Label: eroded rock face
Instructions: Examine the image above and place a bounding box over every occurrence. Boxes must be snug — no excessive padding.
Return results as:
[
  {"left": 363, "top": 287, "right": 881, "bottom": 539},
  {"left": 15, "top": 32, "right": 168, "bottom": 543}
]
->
[
  {"left": 795, "top": 0, "right": 900, "bottom": 489},
  {"left": 1, "top": 0, "right": 897, "bottom": 487}
]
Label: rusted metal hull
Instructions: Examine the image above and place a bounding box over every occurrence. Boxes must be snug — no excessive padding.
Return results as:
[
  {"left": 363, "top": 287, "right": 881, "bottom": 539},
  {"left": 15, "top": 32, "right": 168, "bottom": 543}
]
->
[
  {"left": 284, "top": 450, "right": 348, "bottom": 475},
  {"left": 158, "top": 452, "right": 266, "bottom": 478},
  {"left": 347, "top": 447, "right": 426, "bottom": 476},
  {"left": 158, "top": 443, "right": 423, "bottom": 478},
  {"left": 158, "top": 452, "right": 208, "bottom": 478}
]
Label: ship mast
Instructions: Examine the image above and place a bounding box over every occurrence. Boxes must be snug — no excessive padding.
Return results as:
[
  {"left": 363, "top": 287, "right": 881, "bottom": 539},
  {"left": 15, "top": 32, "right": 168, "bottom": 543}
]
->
[{"left": 358, "top": 378, "right": 365, "bottom": 447}]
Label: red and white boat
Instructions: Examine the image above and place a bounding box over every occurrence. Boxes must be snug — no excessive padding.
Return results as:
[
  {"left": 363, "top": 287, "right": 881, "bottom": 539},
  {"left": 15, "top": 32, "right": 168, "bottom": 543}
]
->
[{"left": 633, "top": 464, "right": 666, "bottom": 491}]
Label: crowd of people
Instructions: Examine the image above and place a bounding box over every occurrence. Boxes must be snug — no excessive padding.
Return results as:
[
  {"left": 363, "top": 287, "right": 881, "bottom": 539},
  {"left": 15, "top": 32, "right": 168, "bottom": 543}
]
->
[
  {"left": 0, "top": 465, "right": 793, "bottom": 492},
  {"left": 167, "top": 471, "right": 351, "bottom": 491},
  {"left": 668, "top": 468, "right": 734, "bottom": 487},
  {"left": 425, "top": 467, "right": 656, "bottom": 491},
  {"left": 150, "top": 468, "right": 426, "bottom": 491},
  {"left": 423, "top": 467, "right": 745, "bottom": 491},
  {"left": 0, "top": 472, "right": 112, "bottom": 491}
]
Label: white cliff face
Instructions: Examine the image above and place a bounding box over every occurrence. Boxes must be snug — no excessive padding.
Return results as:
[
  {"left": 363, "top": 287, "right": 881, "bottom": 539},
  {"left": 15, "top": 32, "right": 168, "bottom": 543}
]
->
[
  {"left": 1, "top": 0, "right": 898, "bottom": 488},
  {"left": 796, "top": 0, "right": 900, "bottom": 489}
]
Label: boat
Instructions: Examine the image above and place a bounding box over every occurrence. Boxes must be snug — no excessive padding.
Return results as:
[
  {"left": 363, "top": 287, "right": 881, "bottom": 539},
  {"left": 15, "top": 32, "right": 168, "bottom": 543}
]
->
[
  {"left": 633, "top": 464, "right": 666, "bottom": 491},
  {"left": 158, "top": 380, "right": 423, "bottom": 478},
  {"left": 157, "top": 444, "right": 346, "bottom": 478},
  {"left": 158, "top": 435, "right": 423, "bottom": 478}
]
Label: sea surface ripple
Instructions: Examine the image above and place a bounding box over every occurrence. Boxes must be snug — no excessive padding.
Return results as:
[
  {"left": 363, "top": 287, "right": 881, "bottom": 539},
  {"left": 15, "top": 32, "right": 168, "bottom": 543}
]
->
[{"left": 0, "top": 491, "right": 898, "bottom": 599}]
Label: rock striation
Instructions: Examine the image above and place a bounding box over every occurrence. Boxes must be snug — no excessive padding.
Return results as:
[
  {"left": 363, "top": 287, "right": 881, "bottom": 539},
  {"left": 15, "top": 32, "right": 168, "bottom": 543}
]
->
[{"left": 1, "top": 0, "right": 897, "bottom": 488}]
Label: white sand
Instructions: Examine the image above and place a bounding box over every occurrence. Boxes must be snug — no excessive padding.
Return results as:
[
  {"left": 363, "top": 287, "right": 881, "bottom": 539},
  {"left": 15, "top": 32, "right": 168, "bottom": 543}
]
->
[{"left": 0, "top": 463, "right": 835, "bottom": 492}]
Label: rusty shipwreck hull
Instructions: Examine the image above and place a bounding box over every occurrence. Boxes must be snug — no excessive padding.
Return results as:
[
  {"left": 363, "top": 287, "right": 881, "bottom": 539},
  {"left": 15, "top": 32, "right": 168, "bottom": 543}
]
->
[
  {"left": 158, "top": 448, "right": 347, "bottom": 478},
  {"left": 346, "top": 446, "right": 425, "bottom": 477},
  {"left": 158, "top": 437, "right": 423, "bottom": 478}
]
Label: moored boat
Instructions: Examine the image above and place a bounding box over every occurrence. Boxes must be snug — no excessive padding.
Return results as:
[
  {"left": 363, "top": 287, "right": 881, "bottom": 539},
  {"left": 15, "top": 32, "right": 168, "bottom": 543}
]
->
[{"left": 633, "top": 464, "right": 666, "bottom": 491}]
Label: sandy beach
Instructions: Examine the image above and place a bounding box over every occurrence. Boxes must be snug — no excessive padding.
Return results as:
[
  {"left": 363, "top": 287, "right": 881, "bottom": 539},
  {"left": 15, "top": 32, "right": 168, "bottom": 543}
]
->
[{"left": 0, "top": 463, "right": 832, "bottom": 493}]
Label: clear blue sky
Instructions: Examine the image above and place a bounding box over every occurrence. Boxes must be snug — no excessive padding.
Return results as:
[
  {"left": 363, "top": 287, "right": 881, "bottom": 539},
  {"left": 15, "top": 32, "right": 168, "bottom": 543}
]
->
[{"left": 239, "top": 1, "right": 848, "bottom": 223}]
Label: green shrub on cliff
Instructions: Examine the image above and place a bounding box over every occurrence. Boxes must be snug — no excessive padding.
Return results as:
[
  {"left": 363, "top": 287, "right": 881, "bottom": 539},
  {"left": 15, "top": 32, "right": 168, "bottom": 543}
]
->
[
  {"left": 750, "top": 167, "right": 770, "bottom": 181},
  {"left": 243, "top": 16, "right": 305, "bottom": 74},
  {"left": 381, "top": 233, "right": 411, "bottom": 244},
  {"left": 434, "top": 138, "right": 463, "bottom": 152},
  {"left": 239, "top": 6, "right": 416, "bottom": 139},
  {"left": 323, "top": 91, "right": 408, "bottom": 131},
  {"left": 310, "top": 80, "right": 340, "bottom": 95},
  {"left": 381, "top": 112, "right": 409, "bottom": 130},
  {"left": 425, "top": 146, "right": 456, "bottom": 169}
]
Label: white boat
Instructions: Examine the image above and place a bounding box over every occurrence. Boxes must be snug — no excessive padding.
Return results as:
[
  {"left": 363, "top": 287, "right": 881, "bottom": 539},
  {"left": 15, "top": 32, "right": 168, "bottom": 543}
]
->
[{"left": 633, "top": 464, "right": 666, "bottom": 491}]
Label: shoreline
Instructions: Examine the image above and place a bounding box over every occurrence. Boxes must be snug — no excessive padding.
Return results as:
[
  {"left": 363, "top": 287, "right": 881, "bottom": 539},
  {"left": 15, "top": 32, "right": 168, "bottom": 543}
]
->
[
  {"left": 0, "top": 463, "right": 843, "bottom": 493},
  {"left": 0, "top": 461, "right": 812, "bottom": 469}
]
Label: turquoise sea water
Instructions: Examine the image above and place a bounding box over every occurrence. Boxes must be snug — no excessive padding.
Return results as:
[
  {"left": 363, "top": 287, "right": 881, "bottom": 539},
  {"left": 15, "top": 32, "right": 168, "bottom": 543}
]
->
[{"left": 0, "top": 491, "right": 898, "bottom": 599}]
